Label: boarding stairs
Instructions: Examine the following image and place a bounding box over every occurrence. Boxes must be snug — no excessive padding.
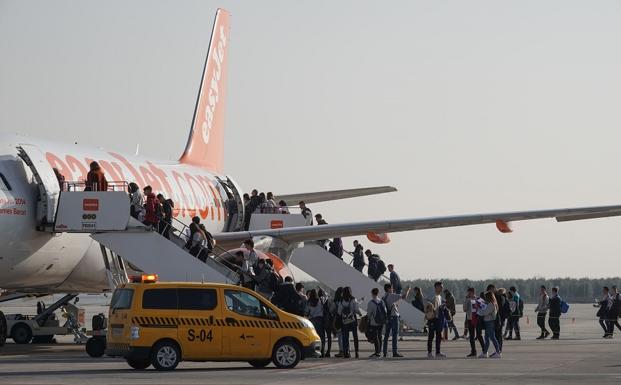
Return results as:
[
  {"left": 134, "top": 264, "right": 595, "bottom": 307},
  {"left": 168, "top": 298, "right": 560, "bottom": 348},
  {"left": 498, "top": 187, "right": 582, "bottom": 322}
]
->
[{"left": 290, "top": 244, "right": 426, "bottom": 331}]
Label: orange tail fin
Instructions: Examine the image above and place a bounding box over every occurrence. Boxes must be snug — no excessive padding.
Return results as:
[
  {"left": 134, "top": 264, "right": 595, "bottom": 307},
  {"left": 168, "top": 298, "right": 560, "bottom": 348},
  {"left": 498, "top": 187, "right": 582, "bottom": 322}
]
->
[{"left": 179, "top": 8, "right": 230, "bottom": 173}]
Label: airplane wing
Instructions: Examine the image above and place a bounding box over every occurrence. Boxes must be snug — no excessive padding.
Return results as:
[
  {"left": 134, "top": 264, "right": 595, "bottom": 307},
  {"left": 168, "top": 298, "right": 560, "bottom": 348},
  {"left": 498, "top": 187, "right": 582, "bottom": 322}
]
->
[
  {"left": 276, "top": 186, "right": 397, "bottom": 205},
  {"left": 213, "top": 204, "right": 621, "bottom": 245}
]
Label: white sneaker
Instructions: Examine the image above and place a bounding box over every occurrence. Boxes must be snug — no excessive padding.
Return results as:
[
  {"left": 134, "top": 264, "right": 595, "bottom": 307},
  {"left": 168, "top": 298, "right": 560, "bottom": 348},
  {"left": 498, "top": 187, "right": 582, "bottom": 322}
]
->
[
  {"left": 436, "top": 352, "right": 447, "bottom": 359},
  {"left": 489, "top": 352, "right": 502, "bottom": 359},
  {"left": 427, "top": 352, "right": 434, "bottom": 359},
  {"left": 478, "top": 353, "right": 488, "bottom": 359}
]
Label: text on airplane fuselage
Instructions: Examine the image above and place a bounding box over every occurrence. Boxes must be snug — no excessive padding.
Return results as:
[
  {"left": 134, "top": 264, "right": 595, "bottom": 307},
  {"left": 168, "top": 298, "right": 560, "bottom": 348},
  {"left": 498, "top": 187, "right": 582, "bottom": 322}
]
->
[{"left": 45, "top": 151, "right": 225, "bottom": 222}]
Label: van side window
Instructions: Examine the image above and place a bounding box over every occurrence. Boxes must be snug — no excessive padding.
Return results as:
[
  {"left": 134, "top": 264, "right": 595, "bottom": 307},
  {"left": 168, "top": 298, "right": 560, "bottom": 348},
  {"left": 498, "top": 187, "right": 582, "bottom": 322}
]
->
[
  {"left": 178, "top": 288, "right": 217, "bottom": 310},
  {"left": 224, "top": 290, "right": 262, "bottom": 318},
  {"left": 142, "top": 289, "right": 177, "bottom": 309},
  {"left": 0, "top": 174, "right": 11, "bottom": 191}
]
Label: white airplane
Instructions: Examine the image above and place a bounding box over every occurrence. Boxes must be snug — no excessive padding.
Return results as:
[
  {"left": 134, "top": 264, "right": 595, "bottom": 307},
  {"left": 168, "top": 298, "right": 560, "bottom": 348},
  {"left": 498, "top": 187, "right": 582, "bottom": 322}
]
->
[{"left": 1, "top": 8, "right": 621, "bottom": 341}]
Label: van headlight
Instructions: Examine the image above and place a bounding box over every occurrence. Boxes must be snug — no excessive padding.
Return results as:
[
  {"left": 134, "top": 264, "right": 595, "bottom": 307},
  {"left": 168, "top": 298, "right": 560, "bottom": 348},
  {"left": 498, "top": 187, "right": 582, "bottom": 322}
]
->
[
  {"left": 130, "top": 325, "right": 140, "bottom": 340},
  {"left": 301, "top": 319, "right": 314, "bottom": 329}
]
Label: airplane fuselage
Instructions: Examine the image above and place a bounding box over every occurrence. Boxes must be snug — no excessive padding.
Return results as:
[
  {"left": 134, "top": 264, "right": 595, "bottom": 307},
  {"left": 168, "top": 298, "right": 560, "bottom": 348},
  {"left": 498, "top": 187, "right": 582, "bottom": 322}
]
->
[{"left": 0, "top": 133, "right": 232, "bottom": 293}]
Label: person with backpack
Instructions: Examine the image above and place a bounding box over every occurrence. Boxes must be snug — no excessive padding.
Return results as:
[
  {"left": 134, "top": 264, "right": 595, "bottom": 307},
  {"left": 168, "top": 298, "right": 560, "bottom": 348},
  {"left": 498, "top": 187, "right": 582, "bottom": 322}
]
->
[
  {"left": 426, "top": 281, "right": 447, "bottom": 359},
  {"left": 366, "top": 287, "right": 386, "bottom": 358},
  {"left": 271, "top": 276, "right": 298, "bottom": 313},
  {"left": 548, "top": 287, "right": 562, "bottom": 340},
  {"left": 252, "top": 259, "right": 274, "bottom": 300},
  {"left": 506, "top": 286, "right": 522, "bottom": 340},
  {"left": 337, "top": 286, "right": 361, "bottom": 358},
  {"left": 352, "top": 240, "right": 365, "bottom": 272},
  {"left": 535, "top": 285, "right": 550, "bottom": 339},
  {"left": 328, "top": 237, "right": 344, "bottom": 259},
  {"left": 382, "top": 283, "right": 411, "bottom": 358},
  {"left": 497, "top": 288, "right": 512, "bottom": 339},
  {"left": 156, "top": 194, "right": 173, "bottom": 239}
]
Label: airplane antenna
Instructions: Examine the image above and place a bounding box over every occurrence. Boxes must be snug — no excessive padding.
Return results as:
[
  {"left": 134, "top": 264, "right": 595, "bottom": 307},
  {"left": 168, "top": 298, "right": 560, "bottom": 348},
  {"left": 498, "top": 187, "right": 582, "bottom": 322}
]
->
[{"left": 135, "top": 143, "right": 140, "bottom": 156}]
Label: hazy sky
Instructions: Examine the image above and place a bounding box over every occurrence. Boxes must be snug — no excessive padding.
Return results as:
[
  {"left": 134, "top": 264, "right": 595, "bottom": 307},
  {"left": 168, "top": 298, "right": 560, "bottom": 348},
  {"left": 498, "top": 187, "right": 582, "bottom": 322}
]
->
[{"left": 1, "top": 1, "right": 621, "bottom": 280}]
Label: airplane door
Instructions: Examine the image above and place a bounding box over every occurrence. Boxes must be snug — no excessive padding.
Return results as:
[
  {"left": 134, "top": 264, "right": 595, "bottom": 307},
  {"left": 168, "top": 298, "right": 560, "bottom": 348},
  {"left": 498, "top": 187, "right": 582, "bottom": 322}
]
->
[
  {"left": 16, "top": 145, "right": 61, "bottom": 227},
  {"left": 215, "top": 176, "right": 245, "bottom": 232}
]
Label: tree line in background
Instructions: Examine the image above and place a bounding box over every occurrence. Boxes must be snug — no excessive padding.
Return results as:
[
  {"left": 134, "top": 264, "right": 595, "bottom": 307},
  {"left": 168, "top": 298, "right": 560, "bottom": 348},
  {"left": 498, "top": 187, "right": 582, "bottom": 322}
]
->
[{"left": 299, "top": 277, "right": 621, "bottom": 303}]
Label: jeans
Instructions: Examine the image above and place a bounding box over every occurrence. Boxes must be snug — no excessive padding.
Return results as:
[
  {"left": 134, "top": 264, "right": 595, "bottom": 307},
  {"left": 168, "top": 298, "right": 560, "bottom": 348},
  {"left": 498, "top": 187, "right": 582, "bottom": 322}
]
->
[
  {"left": 383, "top": 316, "right": 399, "bottom": 355},
  {"left": 483, "top": 320, "right": 501, "bottom": 355},
  {"left": 342, "top": 321, "right": 359, "bottom": 355},
  {"left": 368, "top": 325, "right": 383, "bottom": 354},
  {"left": 427, "top": 319, "right": 442, "bottom": 354},
  {"left": 495, "top": 318, "right": 503, "bottom": 352},
  {"left": 509, "top": 316, "right": 521, "bottom": 336},
  {"left": 310, "top": 317, "right": 325, "bottom": 355},
  {"left": 537, "top": 312, "right": 548, "bottom": 334},
  {"left": 468, "top": 320, "right": 484, "bottom": 354},
  {"left": 599, "top": 319, "right": 612, "bottom": 335},
  {"left": 448, "top": 319, "right": 460, "bottom": 338}
]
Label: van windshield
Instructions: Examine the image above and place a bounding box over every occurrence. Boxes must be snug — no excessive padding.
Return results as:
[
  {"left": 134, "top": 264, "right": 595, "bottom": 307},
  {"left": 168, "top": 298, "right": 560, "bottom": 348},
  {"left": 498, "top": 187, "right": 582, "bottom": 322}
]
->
[{"left": 110, "top": 288, "right": 134, "bottom": 310}]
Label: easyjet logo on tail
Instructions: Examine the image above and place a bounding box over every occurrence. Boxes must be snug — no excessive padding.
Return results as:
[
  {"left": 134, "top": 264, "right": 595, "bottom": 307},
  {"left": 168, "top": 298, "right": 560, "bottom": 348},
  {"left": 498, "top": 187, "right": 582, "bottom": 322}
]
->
[{"left": 202, "top": 24, "right": 227, "bottom": 145}]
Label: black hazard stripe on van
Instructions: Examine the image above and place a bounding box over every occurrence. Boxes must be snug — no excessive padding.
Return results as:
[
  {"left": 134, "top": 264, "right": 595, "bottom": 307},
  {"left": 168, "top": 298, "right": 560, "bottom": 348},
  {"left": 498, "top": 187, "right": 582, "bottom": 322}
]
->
[{"left": 130, "top": 316, "right": 304, "bottom": 330}]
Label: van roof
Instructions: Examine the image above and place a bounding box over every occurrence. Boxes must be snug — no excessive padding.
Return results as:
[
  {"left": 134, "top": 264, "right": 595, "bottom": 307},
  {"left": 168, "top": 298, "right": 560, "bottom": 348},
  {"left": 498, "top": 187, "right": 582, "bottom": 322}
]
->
[{"left": 120, "top": 282, "right": 243, "bottom": 290}]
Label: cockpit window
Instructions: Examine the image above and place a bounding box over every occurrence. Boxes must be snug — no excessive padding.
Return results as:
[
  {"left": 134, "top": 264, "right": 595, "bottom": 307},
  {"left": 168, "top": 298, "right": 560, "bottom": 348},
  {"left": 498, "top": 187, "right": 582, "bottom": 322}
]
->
[{"left": 0, "top": 173, "right": 11, "bottom": 191}]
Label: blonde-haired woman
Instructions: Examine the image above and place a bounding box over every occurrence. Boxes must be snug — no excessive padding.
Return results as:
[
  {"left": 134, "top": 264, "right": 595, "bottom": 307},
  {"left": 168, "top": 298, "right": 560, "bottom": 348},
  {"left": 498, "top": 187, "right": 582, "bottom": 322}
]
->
[{"left": 479, "top": 292, "right": 502, "bottom": 358}]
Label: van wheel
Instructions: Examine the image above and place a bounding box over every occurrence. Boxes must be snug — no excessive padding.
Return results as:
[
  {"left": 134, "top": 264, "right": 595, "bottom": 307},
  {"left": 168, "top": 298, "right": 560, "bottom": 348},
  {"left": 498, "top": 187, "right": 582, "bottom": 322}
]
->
[
  {"left": 272, "top": 340, "right": 301, "bottom": 369},
  {"left": 0, "top": 311, "right": 6, "bottom": 347},
  {"left": 151, "top": 341, "right": 180, "bottom": 371},
  {"left": 86, "top": 337, "right": 106, "bottom": 358},
  {"left": 11, "top": 323, "right": 32, "bottom": 344},
  {"left": 248, "top": 359, "right": 271, "bottom": 368},
  {"left": 127, "top": 358, "right": 151, "bottom": 370}
]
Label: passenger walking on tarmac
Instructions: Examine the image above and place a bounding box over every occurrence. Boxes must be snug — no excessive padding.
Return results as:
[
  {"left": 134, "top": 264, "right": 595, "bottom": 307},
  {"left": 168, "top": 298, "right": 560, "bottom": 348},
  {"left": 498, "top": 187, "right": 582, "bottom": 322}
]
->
[
  {"left": 535, "top": 285, "right": 550, "bottom": 339},
  {"left": 464, "top": 288, "right": 484, "bottom": 357},
  {"left": 426, "top": 281, "right": 447, "bottom": 359},
  {"left": 338, "top": 287, "right": 361, "bottom": 358},
  {"left": 443, "top": 289, "right": 460, "bottom": 340},
  {"left": 318, "top": 288, "right": 333, "bottom": 357},
  {"left": 548, "top": 287, "right": 561, "bottom": 339},
  {"left": 487, "top": 285, "right": 505, "bottom": 352},
  {"left": 299, "top": 201, "right": 313, "bottom": 225},
  {"left": 332, "top": 287, "right": 345, "bottom": 357},
  {"left": 497, "top": 288, "right": 511, "bottom": 339},
  {"left": 85, "top": 161, "right": 108, "bottom": 191},
  {"left": 382, "top": 283, "right": 411, "bottom": 358},
  {"left": 598, "top": 286, "right": 613, "bottom": 338},
  {"left": 366, "top": 287, "right": 386, "bottom": 358},
  {"left": 352, "top": 240, "right": 365, "bottom": 272},
  {"left": 328, "top": 237, "right": 343, "bottom": 259},
  {"left": 142, "top": 186, "right": 158, "bottom": 227},
  {"left": 305, "top": 289, "right": 326, "bottom": 356},
  {"left": 479, "top": 292, "right": 502, "bottom": 358},
  {"left": 128, "top": 182, "right": 144, "bottom": 221},
  {"left": 610, "top": 286, "right": 621, "bottom": 335},
  {"left": 506, "top": 286, "right": 522, "bottom": 340},
  {"left": 388, "top": 264, "right": 402, "bottom": 294},
  {"left": 156, "top": 194, "right": 173, "bottom": 239}
]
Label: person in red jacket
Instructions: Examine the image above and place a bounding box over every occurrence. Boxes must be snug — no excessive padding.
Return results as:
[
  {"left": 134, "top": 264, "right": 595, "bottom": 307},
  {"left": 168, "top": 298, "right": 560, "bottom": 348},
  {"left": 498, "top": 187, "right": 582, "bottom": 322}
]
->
[
  {"left": 142, "top": 185, "right": 158, "bottom": 227},
  {"left": 85, "top": 161, "right": 108, "bottom": 191}
]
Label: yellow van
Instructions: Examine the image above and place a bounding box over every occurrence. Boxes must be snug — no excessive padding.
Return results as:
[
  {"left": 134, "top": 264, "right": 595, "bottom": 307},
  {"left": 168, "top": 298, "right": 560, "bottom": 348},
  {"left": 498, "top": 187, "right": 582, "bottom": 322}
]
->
[{"left": 105, "top": 276, "right": 321, "bottom": 370}]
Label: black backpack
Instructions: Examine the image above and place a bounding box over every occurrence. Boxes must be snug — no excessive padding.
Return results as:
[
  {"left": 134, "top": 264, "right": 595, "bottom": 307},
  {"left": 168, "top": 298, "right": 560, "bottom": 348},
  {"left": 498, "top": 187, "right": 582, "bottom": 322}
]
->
[{"left": 376, "top": 259, "right": 387, "bottom": 277}]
